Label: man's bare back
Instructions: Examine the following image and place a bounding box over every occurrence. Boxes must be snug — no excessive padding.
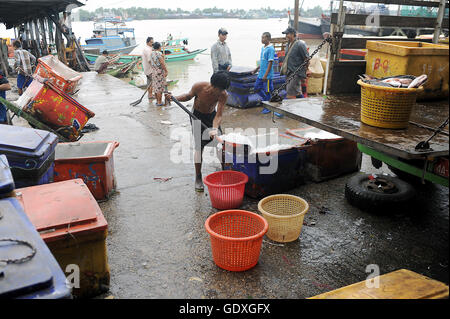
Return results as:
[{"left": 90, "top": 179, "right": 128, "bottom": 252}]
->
[{"left": 182, "top": 82, "right": 228, "bottom": 114}]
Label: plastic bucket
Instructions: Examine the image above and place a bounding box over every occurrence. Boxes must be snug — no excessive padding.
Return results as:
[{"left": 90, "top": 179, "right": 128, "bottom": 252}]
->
[
  {"left": 205, "top": 210, "right": 268, "bottom": 271},
  {"left": 203, "top": 171, "right": 248, "bottom": 209},
  {"left": 358, "top": 80, "right": 422, "bottom": 129},
  {"left": 258, "top": 194, "right": 309, "bottom": 242}
]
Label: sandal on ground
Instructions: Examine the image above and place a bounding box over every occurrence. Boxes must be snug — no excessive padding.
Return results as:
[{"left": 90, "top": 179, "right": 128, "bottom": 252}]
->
[
  {"left": 261, "top": 108, "right": 271, "bottom": 114},
  {"left": 274, "top": 112, "right": 283, "bottom": 118},
  {"left": 195, "top": 177, "right": 204, "bottom": 192}
]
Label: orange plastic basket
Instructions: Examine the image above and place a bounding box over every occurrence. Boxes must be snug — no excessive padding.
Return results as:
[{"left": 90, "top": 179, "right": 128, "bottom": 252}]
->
[{"left": 205, "top": 210, "right": 268, "bottom": 272}]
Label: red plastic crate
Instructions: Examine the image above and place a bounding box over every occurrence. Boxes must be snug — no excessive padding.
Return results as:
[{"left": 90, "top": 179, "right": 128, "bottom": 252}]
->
[
  {"left": 53, "top": 141, "right": 119, "bottom": 201},
  {"left": 34, "top": 55, "right": 83, "bottom": 94},
  {"left": 29, "top": 83, "right": 95, "bottom": 141},
  {"left": 16, "top": 179, "right": 110, "bottom": 298}
]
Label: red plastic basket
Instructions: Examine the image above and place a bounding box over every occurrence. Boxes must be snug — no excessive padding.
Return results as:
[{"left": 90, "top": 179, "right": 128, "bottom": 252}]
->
[
  {"left": 205, "top": 210, "right": 268, "bottom": 271},
  {"left": 203, "top": 171, "right": 248, "bottom": 209}
]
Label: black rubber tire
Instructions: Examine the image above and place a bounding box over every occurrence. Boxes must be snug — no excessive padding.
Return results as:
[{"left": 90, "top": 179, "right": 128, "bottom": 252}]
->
[{"left": 345, "top": 173, "right": 416, "bottom": 213}]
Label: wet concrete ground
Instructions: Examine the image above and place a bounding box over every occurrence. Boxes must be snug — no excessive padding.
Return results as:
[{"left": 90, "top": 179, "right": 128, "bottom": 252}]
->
[{"left": 9, "top": 72, "right": 449, "bottom": 298}]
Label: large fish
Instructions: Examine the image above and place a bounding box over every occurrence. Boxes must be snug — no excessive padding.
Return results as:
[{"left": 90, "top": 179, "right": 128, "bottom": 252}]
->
[
  {"left": 408, "top": 74, "right": 428, "bottom": 88},
  {"left": 359, "top": 74, "right": 426, "bottom": 89}
]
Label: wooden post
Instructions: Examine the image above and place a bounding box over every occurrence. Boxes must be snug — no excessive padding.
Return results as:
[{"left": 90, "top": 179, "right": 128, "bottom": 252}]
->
[
  {"left": 325, "top": 0, "right": 345, "bottom": 94},
  {"left": 294, "top": 0, "right": 300, "bottom": 32},
  {"left": 47, "top": 18, "right": 54, "bottom": 43},
  {"left": 53, "top": 15, "right": 66, "bottom": 64},
  {"left": 433, "top": 0, "right": 446, "bottom": 44},
  {"left": 0, "top": 39, "right": 9, "bottom": 76},
  {"left": 33, "top": 19, "right": 42, "bottom": 57},
  {"left": 47, "top": 14, "right": 90, "bottom": 71},
  {"left": 39, "top": 19, "right": 49, "bottom": 56},
  {"left": 24, "top": 22, "right": 32, "bottom": 50},
  {"left": 335, "top": 3, "right": 345, "bottom": 60}
]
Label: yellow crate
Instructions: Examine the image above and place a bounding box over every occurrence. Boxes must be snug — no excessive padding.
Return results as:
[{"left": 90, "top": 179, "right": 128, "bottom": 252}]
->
[
  {"left": 17, "top": 179, "right": 110, "bottom": 298},
  {"left": 309, "top": 269, "right": 449, "bottom": 299},
  {"left": 365, "top": 41, "right": 449, "bottom": 100},
  {"left": 46, "top": 229, "right": 110, "bottom": 298},
  {"left": 358, "top": 79, "right": 422, "bottom": 129}
]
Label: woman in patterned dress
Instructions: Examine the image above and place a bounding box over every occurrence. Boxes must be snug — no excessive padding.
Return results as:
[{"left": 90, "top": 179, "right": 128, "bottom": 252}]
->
[{"left": 150, "top": 42, "right": 168, "bottom": 106}]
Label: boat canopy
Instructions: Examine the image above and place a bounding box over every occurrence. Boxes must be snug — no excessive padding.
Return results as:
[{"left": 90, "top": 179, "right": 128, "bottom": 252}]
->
[{"left": 85, "top": 37, "right": 130, "bottom": 49}]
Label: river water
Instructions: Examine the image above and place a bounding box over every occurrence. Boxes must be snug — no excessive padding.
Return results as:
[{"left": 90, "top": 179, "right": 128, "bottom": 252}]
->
[
  {"left": 71, "top": 18, "right": 327, "bottom": 93},
  {"left": 1, "top": 18, "right": 327, "bottom": 93}
]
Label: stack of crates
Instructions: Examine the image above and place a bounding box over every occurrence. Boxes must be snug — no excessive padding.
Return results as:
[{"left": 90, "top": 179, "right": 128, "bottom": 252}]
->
[
  {"left": 0, "top": 125, "right": 58, "bottom": 188},
  {"left": 16, "top": 179, "right": 110, "bottom": 298},
  {"left": 226, "top": 67, "right": 287, "bottom": 108},
  {"left": 0, "top": 197, "right": 71, "bottom": 299},
  {"left": 365, "top": 41, "right": 449, "bottom": 100}
]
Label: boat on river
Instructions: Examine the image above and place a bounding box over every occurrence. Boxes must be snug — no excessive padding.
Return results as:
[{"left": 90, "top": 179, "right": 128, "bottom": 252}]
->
[
  {"left": 160, "top": 38, "right": 207, "bottom": 62},
  {"left": 84, "top": 37, "right": 206, "bottom": 64},
  {"left": 81, "top": 21, "right": 138, "bottom": 55}
]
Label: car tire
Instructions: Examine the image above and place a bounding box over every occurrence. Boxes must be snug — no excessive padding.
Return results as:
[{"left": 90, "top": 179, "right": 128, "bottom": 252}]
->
[{"left": 345, "top": 173, "right": 416, "bottom": 213}]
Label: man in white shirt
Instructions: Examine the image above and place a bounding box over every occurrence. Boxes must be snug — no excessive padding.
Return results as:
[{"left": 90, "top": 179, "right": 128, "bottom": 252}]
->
[
  {"left": 141, "top": 37, "right": 154, "bottom": 100},
  {"left": 211, "top": 28, "right": 232, "bottom": 73}
]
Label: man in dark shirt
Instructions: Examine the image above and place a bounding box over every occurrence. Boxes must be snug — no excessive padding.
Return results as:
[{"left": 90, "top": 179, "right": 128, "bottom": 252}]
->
[
  {"left": 0, "top": 70, "right": 12, "bottom": 124},
  {"left": 280, "top": 27, "right": 310, "bottom": 99}
]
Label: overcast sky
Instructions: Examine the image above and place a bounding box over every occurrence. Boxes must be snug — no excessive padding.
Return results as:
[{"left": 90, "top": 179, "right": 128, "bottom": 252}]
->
[{"left": 77, "top": 0, "right": 333, "bottom": 11}]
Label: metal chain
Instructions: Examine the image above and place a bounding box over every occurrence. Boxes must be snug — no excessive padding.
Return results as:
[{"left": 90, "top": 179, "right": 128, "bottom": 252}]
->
[
  {"left": 271, "top": 33, "right": 340, "bottom": 101},
  {"left": 0, "top": 238, "right": 37, "bottom": 265}
]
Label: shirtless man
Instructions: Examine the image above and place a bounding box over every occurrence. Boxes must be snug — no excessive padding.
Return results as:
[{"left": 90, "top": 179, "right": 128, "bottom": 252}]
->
[{"left": 165, "top": 71, "right": 230, "bottom": 191}]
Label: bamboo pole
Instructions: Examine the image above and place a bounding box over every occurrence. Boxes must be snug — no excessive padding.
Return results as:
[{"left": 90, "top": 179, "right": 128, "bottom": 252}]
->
[
  {"left": 325, "top": 0, "right": 345, "bottom": 94},
  {"left": 0, "top": 39, "right": 9, "bottom": 76},
  {"left": 33, "top": 19, "right": 42, "bottom": 58},
  {"left": 433, "top": 0, "right": 446, "bottom": 43},
  {"left": 39, "top": 19, "right": 49, "bottom": 56},
  {"left": 294, "top": 0, "right": 300, "bottom": 32}
]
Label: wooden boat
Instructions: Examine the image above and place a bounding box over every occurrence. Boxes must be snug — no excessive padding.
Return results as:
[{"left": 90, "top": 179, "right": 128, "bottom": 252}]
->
[
  {"left": 82, "top": 21, "right": 138, "bottom": 55},
  {"left": 84, "top": 52, "right": 139, "bottom": 65},
  {"left": 128, "top": 78, "right": 179, "bottom": 89},
  {"left": 84, "top": 45, "right": 206, "bottom": 66},
  {"left": 161, "top": 37, "right": 207, "bottom": 62},
  {"left": 106, "top": 60, "right": 138, "bottom": 78}
]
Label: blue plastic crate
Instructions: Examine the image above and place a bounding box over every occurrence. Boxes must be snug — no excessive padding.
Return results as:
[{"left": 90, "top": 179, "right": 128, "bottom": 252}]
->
[
  {"left": 0, "top": 125, "right": 57, "bottom": 186},
  {"left": 222, "top": 147, "right": 307, "bottom": 198},
  {"left": 226, "top": 91, "right": 263, "bottom": 108},
  {"left": 0, "top": 198, "right": 71, "bottom": 299},
  {"left": 226, "top": 90, "right": 287, "bottom": 108},
  {"left": 0, "top": 155, "right": 14, "bottom": 196},
  {"left": 13, "top": 162, "right": 54, "bottom": 189}
]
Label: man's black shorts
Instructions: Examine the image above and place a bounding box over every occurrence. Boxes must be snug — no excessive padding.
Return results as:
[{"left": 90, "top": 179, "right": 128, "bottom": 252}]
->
[{"left": 190, "top": 109, "right": 222, "bottom": 149}]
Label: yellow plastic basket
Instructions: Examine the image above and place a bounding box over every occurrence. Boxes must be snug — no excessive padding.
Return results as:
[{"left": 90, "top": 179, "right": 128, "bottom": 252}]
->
[
  {"left": 357, "top": 79, "right": 423, "bottom": 129},
  {"left": 258, "top": 194, "right": 309, "bottom": 243}
]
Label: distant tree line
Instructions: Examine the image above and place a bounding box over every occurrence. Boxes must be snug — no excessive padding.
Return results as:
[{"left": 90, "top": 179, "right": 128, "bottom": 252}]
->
[{"left": 76, "top": 6, "right": 325, "bottom": 21}]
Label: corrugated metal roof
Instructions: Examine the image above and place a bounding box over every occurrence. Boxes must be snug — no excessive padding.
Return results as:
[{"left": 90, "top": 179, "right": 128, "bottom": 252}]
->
[{"left": 0, "top": 0, "right": 84, "bottom": 28}]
